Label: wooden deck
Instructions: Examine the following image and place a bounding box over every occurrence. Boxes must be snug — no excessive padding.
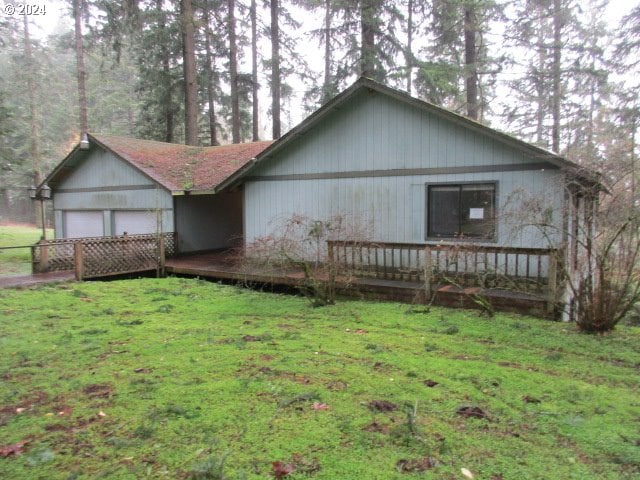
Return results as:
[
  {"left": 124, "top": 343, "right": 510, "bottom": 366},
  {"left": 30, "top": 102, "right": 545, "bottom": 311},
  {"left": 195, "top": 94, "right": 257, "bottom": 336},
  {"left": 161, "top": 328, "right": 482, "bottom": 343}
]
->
[{"left": 165, "top": 251, "right": 552, "bottom": 317}]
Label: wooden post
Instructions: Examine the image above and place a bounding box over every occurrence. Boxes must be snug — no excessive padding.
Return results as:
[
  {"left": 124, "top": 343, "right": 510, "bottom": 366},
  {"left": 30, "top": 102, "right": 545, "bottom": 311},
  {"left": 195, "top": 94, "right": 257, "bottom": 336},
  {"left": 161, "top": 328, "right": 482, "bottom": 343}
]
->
[
  {"left": 424, "top": 246, "right": 432, "bottom": 301},
  {"left": 31, "top": 245, "right": 38, "bottom": 274},
  {"left": 39, "top": 239, "right": 49, "bottom": 273},
  {"left": 158, "top": 234, "right": 166, "bottom": 278},
  {"left": 326, "top": 241, "right": 336, "bottom": 303},
  {"left": 74, "top": 241, "right": 84, "bottom": 281},
  {"left": 547, "top": 251, "right": 558, "bottom": 316}
]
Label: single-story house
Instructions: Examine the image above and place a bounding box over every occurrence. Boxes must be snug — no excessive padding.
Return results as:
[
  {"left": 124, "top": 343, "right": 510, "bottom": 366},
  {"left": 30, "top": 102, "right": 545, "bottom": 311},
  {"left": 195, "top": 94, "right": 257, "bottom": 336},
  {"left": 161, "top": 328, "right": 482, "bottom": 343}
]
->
[
  {"left": 43, "top": 135, "right": 272, "bottom": 253},
  {"left": 41, "top": 77, "right": 600, "bottom": 312},
  {"left": 220, "top": 79, "right": 599, "bottom": 254}
]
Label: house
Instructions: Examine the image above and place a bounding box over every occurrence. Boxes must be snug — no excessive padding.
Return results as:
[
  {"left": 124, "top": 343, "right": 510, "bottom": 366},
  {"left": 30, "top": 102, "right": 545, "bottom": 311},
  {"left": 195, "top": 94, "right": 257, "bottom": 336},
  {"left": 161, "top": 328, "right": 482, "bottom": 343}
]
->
[
  {"left": 43, "top": 135, "right": 272, "bottom": 253},
  {"left": 222, "top": 78, "right": 599, "bottom": 257},
  {"left": 40, "top": 78, "right": 600, "bottom": 317}
]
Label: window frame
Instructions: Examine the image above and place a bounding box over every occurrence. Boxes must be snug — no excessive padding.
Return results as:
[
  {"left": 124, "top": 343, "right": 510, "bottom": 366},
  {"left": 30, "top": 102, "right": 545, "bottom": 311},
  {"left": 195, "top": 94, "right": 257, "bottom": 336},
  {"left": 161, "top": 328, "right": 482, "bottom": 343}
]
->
[{"left": 424, "top": 181, "right": 498, "bottom": 242}]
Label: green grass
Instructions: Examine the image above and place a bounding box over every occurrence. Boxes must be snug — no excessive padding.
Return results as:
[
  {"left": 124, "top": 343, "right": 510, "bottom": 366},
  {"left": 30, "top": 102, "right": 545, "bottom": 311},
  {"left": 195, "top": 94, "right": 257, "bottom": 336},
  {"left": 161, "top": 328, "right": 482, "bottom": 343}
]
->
[
  {"left": 0, "top": 225, "right": 53, "bottom": 276},
  {"left": 0, "top": 277, "right": 639, "bottom": 479}
]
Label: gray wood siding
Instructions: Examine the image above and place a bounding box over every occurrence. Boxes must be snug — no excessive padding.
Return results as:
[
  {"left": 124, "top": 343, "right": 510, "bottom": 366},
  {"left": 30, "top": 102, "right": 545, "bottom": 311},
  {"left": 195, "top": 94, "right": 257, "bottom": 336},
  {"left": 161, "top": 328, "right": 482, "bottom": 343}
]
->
[
  {"left": 244, "top": 90, "right": 565, "bottom": 249},
  {"left": 52, "top": 148, "right": 173, "bottom": 238},
  {"left": 175, "top": 191, "right": 243, "bottom": 252},
  {"left": 251, "top": 90, "right": 547, "bottom": 177},
  {"left": 58, "top": 148, "right": 156, "bottom": 188},
  {"left": 245, "top": 170, "right": 564, "bottom": 249}
]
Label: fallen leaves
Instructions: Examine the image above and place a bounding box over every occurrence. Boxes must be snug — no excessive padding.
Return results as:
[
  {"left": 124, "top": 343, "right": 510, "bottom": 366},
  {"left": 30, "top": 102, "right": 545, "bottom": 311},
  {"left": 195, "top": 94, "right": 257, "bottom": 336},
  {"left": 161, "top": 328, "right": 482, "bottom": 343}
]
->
[
  {"left": 423, "top": 379, "right": 439, "bottom": 387},
  {"left": 82, "top": 384, "right": 113, "bottom": 399},
  {"left": 363, "top": 421, "right": 390, "bottom": 434},
  {"left": 271, "top": 454, "right": 321, "bottom": 478},
  {"left": 0, "top": 440, "right": 29, "bottom": 458},
  {"left": 312, "top": 402, "right": 329, "bottom": 410},
  {"left": 368, "top": 400, "right": 397, "bottom": 412},
  {"left": 396, "top": 457, "right": 438, "bottom": 473},
  {"left": 456, "top": 405, "right": 489, "bottom": 420},
  {"left": 271, "top": 461, "right": 295, "bottom": 478}
]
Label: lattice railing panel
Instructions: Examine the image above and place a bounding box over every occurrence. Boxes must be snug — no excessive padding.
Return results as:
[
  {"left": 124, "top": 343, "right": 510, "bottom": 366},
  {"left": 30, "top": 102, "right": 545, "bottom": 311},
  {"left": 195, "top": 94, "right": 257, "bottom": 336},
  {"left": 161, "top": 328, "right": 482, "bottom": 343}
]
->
[
  {"left": 81, "top": 236, "right": 159, "bottom": 278},
  {"left": 32, "top": 233, "right": 176, "bottom": 275}
]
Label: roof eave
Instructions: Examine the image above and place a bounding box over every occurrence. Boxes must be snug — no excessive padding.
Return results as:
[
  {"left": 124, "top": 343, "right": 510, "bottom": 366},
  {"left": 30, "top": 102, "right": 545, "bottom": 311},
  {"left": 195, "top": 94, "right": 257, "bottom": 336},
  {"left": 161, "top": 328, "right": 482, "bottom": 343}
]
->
[
  {"left": 41, "top": 143, "right": 83, "bottom": 189},
  {"left": 224, "top": 77, "right": 595, "bottom": 187},
  {"left": 220, "top": 80, "right": 369, "bottom": 189},
  {"left": 88, "top": 134, "right": 175, "bottom": 193}
]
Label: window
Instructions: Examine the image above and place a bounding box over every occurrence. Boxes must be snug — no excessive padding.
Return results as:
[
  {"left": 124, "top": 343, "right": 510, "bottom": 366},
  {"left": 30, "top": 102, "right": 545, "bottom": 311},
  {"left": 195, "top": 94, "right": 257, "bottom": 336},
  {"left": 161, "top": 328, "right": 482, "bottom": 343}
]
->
[{"left": 427, "top": 183, "right": 496, "bottom": 240}]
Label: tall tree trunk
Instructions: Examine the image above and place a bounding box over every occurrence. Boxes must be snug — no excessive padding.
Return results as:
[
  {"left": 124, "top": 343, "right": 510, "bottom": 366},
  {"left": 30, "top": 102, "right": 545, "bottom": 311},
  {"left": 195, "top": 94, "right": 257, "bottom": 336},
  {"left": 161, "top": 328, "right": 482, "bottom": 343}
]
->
[
  {"left": 535, "top": 11, "right": 545, "bottom": 145},
  {"left": 157, "top": 0, "right": 173, "bottom": 143},
  {"left": 73, "top": 0, "right": 88, "bottom": 137},
  {"left": 228, "top": 0, "right": 240, "bottom": 144},
  {"left": 322, "top": 0, "right": 332, "bottom": 102},
  {"left": 181, "top": 0, "right": 198, "bottom": 146},
  {"left": 360, "top": 0, "right": 376, "bottom": 78},
  {"left": 406, "top": 0, "right": 413, "bottom": 94},
  {"left": 251, "top": 0, "right": 260, "bottom": 141},
  {"left": 23, "top": 15, "right": 42, "bottom": 227},
  {"left": 552, "top": 0, "right": 562, "bottom": 152},
  {"left": 203, "top": 8, "right": 218, "bottom": 146},
  {"left": 271, "top": 0, "right": 281, "bottom": 139},
  {"left": 464, "top": 4, "right": 479, "bottom": 120}
]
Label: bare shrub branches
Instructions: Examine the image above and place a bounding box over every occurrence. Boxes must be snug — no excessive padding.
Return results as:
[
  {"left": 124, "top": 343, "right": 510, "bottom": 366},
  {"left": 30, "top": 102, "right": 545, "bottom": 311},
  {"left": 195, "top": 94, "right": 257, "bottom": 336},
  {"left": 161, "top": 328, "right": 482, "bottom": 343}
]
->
[{"left": 239, "top": 213, "right": 373, "bottom": 306}]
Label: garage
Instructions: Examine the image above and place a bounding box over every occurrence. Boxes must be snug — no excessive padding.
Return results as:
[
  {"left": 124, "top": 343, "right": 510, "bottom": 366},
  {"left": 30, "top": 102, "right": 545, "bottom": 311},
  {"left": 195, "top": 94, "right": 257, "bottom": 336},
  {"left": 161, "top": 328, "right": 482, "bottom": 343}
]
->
[
  {"left": 63, "top": 211, "right": 104, "bottom": 238},
  {"left": 113, "top": 210, "right": 158, "bottom": 235}
]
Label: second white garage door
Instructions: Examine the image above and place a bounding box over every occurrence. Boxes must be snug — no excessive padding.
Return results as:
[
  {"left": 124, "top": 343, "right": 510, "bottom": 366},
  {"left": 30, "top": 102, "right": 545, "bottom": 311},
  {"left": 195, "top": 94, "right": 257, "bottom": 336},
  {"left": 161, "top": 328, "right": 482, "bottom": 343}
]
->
[{"left": 113, "top": 210, "right": 157, "bottom": 235}]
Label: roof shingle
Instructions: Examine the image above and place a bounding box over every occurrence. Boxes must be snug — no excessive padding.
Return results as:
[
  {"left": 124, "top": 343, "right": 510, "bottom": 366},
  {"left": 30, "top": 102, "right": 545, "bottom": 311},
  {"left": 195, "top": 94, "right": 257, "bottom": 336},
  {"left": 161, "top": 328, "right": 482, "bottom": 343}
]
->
[{"left": 90, "top": 134, "right": 273, "bottom": 192}]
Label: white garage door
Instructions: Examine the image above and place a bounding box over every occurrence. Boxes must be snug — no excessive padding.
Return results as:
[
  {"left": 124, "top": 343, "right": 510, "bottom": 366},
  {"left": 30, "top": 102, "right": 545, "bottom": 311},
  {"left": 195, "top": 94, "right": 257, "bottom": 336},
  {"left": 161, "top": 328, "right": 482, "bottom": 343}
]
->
[
  {"left": 64, "top": 211, "right": 104, "bottom": 238},
  {"left": 113, "top": 210, "right": 157, "bottom": 236}
]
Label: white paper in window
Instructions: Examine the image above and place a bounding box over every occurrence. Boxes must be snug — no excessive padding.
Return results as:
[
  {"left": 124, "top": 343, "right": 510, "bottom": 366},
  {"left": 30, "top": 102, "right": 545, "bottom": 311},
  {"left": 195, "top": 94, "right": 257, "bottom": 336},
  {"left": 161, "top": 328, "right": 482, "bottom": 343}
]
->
[{"left": 469, "top": 208, "right": 484, "bottom": 219}]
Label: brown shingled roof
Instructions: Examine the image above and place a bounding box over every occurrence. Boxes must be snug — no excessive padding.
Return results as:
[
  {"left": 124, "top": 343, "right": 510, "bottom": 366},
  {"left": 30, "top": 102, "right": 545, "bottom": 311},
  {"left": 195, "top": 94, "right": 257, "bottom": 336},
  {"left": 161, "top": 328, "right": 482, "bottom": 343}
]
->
[{"left": 90, "top": 134, "right": 273, "bottom": 192}]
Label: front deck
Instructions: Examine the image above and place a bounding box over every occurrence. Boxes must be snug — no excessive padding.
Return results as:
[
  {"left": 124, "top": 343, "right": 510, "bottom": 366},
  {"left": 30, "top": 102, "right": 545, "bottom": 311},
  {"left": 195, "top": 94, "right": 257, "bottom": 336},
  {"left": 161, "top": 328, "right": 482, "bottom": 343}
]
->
[
  {"left": 26, "top": 234, "right": 560, "bottom": 317},
  {"left": 165, "top": 250, "right": 553, "bottom": 317}
]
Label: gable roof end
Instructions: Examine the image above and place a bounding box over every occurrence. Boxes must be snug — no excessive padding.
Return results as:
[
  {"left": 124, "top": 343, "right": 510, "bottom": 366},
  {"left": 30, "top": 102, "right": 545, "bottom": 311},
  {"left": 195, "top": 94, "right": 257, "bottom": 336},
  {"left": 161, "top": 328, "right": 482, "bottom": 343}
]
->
[
  {"left": 218, "top": 77, "right": 603, "bottom": 192},
  {"left": 43, "top": 134, "right": 274, "bottom": 194}
]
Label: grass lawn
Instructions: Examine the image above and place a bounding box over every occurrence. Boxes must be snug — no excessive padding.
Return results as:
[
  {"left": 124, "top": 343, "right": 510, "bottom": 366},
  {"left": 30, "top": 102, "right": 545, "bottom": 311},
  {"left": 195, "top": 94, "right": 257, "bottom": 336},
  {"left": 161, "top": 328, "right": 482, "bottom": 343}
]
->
[
  {"left": 0, "top": 277, "right": 638, "bottom": 479},
  {"left": 0, "top": 224, "right": 54, "bottom": 276}
]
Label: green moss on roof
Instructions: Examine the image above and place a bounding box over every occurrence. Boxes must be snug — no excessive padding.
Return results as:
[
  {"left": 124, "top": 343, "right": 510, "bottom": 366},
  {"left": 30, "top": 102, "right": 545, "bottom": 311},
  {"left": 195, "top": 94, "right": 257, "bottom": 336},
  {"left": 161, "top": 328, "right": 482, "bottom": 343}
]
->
[{"left": 89, "top": 134, "right": 273, "bottom": 192}]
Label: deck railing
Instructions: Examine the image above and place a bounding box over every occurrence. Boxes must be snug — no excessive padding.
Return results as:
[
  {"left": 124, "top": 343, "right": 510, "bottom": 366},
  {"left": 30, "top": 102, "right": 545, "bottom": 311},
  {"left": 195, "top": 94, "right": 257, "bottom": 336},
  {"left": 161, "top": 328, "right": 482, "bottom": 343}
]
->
[
  {"left": 327, "top": 240, "right": 562, "bottom": 298},
  {"left": 32, "top": 232, "right": 176, "bottom": 279}
]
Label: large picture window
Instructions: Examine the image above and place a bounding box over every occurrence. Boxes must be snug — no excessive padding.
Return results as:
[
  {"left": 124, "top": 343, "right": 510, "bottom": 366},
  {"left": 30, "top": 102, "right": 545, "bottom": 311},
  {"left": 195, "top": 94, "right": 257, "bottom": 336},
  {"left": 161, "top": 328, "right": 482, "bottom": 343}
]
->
[{"left": 427, "top": 183, "right": 496, "bottom": 240}]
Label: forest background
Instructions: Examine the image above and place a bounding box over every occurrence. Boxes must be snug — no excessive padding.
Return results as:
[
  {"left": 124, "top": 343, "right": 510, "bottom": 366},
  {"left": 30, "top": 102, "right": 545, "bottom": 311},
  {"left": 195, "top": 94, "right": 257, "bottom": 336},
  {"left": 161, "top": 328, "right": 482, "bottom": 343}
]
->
[{"left": 0, "top": 0, "right": 638, "bottom": 224}]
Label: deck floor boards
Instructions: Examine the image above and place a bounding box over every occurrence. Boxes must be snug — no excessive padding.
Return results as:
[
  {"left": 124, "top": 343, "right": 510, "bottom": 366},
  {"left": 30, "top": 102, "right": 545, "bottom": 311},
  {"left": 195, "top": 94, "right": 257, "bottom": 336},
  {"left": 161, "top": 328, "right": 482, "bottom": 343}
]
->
[{"left": 166, "top": 252, "right": 550, "bottom": 317}]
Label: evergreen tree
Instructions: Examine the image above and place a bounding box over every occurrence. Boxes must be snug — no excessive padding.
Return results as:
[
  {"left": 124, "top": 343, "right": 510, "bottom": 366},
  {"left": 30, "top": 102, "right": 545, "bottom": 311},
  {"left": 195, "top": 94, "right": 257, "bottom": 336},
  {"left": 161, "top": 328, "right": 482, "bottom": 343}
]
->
[
  {"left": 73, "top": 0, "right": 89, "bottom": 136},
  {"left": 181, "top": 0, "right": 199, "bottom": 145},
  {"left": 135, "top": 0, "right": 182, "bottom": 142},
  {"left": 421, "top": 0, "right": 503, "bottom": 119},
  {"left": 271, "top": 0, "right": 282, "bottom": 139}
]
